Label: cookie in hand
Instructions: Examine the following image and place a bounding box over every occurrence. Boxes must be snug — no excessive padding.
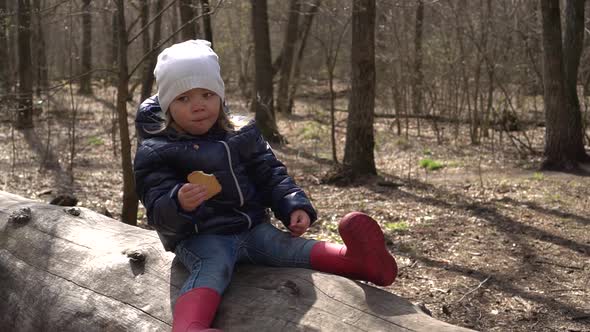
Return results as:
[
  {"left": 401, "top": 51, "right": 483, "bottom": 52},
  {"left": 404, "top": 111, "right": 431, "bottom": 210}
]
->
[{"left": 187, "top": 171, "right": 222, "bottom": 200}]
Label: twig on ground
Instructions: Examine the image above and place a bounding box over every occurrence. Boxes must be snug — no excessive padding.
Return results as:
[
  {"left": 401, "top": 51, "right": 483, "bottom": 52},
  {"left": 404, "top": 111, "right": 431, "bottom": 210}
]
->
[
  {"left": 456, "top": 276, "right": 491, "bottom": 303},
  {"left": 547, "top": 288, "right": 585, "bottom": 293},
  {"left": 534, "top": 259, "right": 583, "bottom": 270},
  {"left": 572, "top": 314, "right": 590, "bottom": 321}
]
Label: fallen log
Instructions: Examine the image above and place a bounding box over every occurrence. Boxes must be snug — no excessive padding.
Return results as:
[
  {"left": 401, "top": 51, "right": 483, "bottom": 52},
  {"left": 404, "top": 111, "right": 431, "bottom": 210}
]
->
[{"left": 0, "top": 191, "right": 474, "bottom": 331}]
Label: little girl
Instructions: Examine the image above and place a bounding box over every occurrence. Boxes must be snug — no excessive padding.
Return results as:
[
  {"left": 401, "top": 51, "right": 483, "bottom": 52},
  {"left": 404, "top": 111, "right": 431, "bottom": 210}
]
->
[{"left": 134, "top": 40, "right": 397, "bottom": 332}]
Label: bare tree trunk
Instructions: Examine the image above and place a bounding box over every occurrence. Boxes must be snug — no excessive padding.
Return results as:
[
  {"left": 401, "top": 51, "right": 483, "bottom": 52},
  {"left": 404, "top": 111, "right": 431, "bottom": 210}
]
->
[
  {"left": 562, "top": 0, "right": 588, "bottom": 161},
  {"left": 276, "top": 0, "right": 300, "bottom": 114},
  {"left": 171, "top": 2, "right": 180, "bottom": 43},
  {"left": 251, "top": 0, "right": 282, "bottom": 143},
  {"left": 539, "top": 0, "right": 588, "bottom": 171},
  {"left": 139, "top": 0, "right": 151, "bottom": 101},
  {"left": 110, "top": 10, "right": 119, "bottom": 75},
  {"left": 343, "top": 0, "right": 377, "bottom": 176},
  {"left": 0, "top": 0, "right": 10, "bottom": 94},
  {"left": 455, "top": 1, "right": 470, "bottom": 141},
  {"left": 33, "top": 0, "right": 47, "bottom": 96},
  {"left": 227, "top": 4, "right": 252, "bottom": 102},
  {"left": 140, "top": 0, "right": 164, "bottom": 103},
  {"left": 288, "top": 0, "right": 320, "bottom": 114},
  {"left": 521, "top": 1, "right": 543, "bottom": 96},
  {"left": 16, "top": 0, "right": 33, "bottom": 129},
  {"left": 115, "top": 0, "right": 139, "bottom": 225},
  {"left": 321, "top": 13, "right": 349, "bottom": 164},
  {"left": 140, "top": 0, "right": 150, "bottom": 69},
  {"left": 412, "top": 0, "right": 424, "bottom": 137},
  {"left": 201, "top": 0, "right": 213, "bottom": 46},
  {"left": 469, "top": 0, "right": 488, "bottom": 145},
  {"left": 79, "top": 0, "right": 92, "bottom": 95},
  {"left": 480, "top": 0, "right": 494, "bottom": 141},
  {"left": 179, "top": 0, "right": 196, "bottom": 40}
]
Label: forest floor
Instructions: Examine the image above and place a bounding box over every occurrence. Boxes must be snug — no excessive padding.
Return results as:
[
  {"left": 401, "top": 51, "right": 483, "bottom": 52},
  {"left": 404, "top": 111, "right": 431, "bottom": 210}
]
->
[{"left": 0, "top": 85, "right": 589, "bottom": 332}]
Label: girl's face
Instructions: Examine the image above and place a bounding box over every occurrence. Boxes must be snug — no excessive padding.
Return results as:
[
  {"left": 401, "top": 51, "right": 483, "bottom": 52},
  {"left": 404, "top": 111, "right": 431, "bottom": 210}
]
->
[{"left": 168, "top": 88, "right": 221, "bottom": 135}]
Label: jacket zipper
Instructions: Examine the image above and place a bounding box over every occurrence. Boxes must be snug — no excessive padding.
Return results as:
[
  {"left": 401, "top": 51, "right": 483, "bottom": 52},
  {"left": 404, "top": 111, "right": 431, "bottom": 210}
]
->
[
  {"left": 233, "top": 208, "right": 252, "bottom": 229},
  {"left": 219, "top": 141, "right": 251, "bottom": 228},
  {"left": 219, "top": 141, "right": 244, "bottom": 206}
]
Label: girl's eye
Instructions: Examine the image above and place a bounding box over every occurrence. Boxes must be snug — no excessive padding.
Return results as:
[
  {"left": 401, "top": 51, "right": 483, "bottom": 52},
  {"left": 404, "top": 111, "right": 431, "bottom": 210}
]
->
[
  {"left": 203, "top": 92, "right": 214, "bottom": 98},
  {"left": 177, "top": 96, "right": 189, "bottom": 102}
]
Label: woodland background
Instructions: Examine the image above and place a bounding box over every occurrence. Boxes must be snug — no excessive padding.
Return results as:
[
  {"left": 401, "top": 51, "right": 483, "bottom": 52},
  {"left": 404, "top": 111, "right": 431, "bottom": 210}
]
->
[{"left": 1, "top": 0, "right": 589, "bottom": 331}]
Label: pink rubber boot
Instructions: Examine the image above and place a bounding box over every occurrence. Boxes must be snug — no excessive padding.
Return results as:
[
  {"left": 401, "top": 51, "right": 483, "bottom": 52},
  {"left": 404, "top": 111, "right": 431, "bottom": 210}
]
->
[
  {"left": 172, "top": 287, "right": 222, "bottom": 332},
  {"left": 310, "top": 212, "right": 397, "bottom": 286}
]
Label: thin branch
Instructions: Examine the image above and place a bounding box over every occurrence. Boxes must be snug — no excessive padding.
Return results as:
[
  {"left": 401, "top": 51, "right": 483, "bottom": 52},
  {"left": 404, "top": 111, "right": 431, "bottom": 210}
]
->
[
  {"left": 127, "top": 0, "right": 178, "bottom": 46},
  {"left": 128, "top": 0, "right": 224, "bottom": 78},
  {"left": 456, "top": 276, "right": 491, "bottom": 303}
]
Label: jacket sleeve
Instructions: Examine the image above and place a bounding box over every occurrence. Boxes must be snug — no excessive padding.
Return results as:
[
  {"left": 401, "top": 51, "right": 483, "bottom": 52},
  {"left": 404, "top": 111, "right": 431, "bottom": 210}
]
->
[
  {"left": 134, "top": 143, "right": 206, "bottom": 235},
  {"left": 243, "top": 126, "right": 317, "bottom": 228}
]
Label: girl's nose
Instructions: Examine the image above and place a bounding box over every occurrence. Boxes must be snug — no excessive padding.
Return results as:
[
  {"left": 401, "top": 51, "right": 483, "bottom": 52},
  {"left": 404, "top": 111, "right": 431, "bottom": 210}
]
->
[{"left": 191, "top": 97, "right": 205, "bottom": 111}]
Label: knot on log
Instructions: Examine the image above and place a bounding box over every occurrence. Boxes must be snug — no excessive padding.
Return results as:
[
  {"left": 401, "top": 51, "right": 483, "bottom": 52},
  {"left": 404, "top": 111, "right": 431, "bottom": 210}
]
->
[
  {"left": 64, "top": 207, "right": 81, "bottom": 216},
  {"left": 416, "top": 302, "right": 433, "bottom": 317},
  {"left": 124, "top": 249, "right": 146, "bottom": 263},
  {"left": 8, "top": 207, "right": 32, "bottom": 225},
  {"left": 277, "top": 280, "right": 300, "bottom": 296}
]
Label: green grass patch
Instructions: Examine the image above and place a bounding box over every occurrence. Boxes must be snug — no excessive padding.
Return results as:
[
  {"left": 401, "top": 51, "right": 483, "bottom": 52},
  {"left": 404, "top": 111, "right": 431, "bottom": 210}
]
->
[
  {"left": 532, "top": 172, "right": 544, "bottom": 181},
  {"left": 300, "top": 122, "right": 324, "bottom": 141},
  {"left": 325, "top": 222, "right": 338, "bottom": 233},
  {"left": 87, "top": 136, "right": 104, "bottom": 146},
  {"left": 384, "top": 221, "right": 409, "bottom": 232},
  {"left": 419, "top": 158, "right": 444, "bottom": 171},
  {"left": 548, "top": 193, "right": 561, "bottom": 202}
]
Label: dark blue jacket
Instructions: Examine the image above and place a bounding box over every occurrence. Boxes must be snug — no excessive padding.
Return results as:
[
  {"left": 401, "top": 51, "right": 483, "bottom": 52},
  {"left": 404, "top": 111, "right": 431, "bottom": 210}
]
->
[{"left": 134, "top": 96, "right": 317, "bottom": 251}]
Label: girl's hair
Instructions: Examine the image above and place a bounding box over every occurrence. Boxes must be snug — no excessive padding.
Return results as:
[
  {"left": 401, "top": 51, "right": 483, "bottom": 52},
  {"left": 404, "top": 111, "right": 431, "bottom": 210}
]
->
[{"left": 216, "top": 105, "right": 250, "bottom": 131}]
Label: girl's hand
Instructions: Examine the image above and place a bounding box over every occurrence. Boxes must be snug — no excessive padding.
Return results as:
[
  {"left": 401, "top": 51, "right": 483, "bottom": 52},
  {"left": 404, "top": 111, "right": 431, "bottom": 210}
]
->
[
  {"left": 289, "top": 209, "right": 310, "bottom": 237},
  {"left": 177, "top": 183, "right": 208, "bottom": 212}
]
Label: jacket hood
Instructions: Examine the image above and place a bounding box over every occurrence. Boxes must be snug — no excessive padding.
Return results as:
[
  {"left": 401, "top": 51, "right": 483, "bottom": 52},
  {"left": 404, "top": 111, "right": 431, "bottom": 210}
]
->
[{"left": 135, "top": 95, "right": 174, "bottom": 142}]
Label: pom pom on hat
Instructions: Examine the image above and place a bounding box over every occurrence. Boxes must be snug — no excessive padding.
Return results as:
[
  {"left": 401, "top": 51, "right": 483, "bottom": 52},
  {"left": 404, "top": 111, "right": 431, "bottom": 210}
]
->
[{"left": 154, "top": 39, "right": 225, "bottom": 113}]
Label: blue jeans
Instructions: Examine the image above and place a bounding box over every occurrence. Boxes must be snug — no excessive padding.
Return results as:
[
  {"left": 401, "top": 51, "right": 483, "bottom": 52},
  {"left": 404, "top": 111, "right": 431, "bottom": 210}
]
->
[{"left": 174, "top": 222, "right": 318, "bottom": 295}]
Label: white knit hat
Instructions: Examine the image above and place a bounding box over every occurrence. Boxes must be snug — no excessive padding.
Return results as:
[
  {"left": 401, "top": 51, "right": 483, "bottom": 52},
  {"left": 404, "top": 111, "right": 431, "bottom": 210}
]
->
[{"left": 154, "top": 39, "right": 225, "bottom": 113}]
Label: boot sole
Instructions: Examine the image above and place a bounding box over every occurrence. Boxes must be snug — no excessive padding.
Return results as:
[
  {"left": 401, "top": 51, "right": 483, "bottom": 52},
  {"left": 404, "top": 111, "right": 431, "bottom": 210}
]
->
[{"left": 338, "top": 212, "right": 397, "bottom": 286}]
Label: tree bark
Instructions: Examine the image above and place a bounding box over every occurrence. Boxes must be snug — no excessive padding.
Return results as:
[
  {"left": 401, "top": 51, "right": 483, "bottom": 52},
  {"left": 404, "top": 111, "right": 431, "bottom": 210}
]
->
[
  {"left": 201, "top": 0, "right": 213, "bottom": 46},
  {"left": 78, "top": 0, "right": 93, "bottom": 95},
  {"left": 562, "top": 0, "right": 588, "bottom": 162},
  {"left": 140, "top": 0, "right": 164, "bottom": 103},
  {"left": 0, "top": 191, "right": 475, "bottom": 332},
  {"left": 320, "top": 9, "right": 349, "bottom": 164},
  {"left": 412, "top": 0, "right": 424, "bottom": 129},
  {"left": 343, "top": 0, "right": 377, "bottom": 176},
  {"left": 288, "top": 0, "right": 320, "bottom": 114},
  {"left": 110, "top": 10, "right": 119, "bottom": 76},
  {"left": 16, "top": 0, "right": 33, "bottom": 129},
  {"left": 115, "top": 0, "right": 139, "bottom": 225},
  {"left": 539, "top": 0, "right": 588, "bottom": 171},
  {"left": 139, "top": 0, "right": 151, "bottom": 102},
  {"left": 0, "top": 0, "right": 9, "bottom": 94},
  {"left": 32, "top": 0, "right": 47, "bottom": 96},
  {"left": 179, "top": 0, "right": 196, "bottom": 40},
  {"left": 251, "top": 0, "right": 282, "bottom": 143},
  {"left": 276, "top": 0, "right": 301, "bottom": 114}
]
